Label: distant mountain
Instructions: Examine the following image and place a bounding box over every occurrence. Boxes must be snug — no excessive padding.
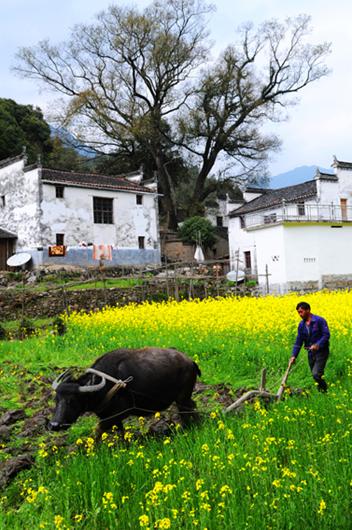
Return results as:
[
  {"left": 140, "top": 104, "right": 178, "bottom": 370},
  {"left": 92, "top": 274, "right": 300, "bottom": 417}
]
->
[
  {"left": 50, "top": 125, "right": 95, "bottom": 158},
  {"left": 269, "top": 165, "right": 333, "bottom": 189}
]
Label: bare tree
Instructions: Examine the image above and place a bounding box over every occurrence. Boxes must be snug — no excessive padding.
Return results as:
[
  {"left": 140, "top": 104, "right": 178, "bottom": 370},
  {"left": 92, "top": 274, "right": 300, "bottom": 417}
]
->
[
  {"left": 15, "top": 0, "right": 212, "bottom": 228},
  {"left": 15, "top": 5, "right": 330, "bottom": 227},
  {"left": 176, "top": 15, "right": 331, "bottom": 207}
]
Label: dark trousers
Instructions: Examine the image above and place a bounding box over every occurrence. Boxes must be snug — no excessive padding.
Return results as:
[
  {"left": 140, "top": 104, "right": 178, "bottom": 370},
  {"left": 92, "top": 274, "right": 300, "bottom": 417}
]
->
[{"left": 308, "top": 350, "right": 329, "bottom": 392}]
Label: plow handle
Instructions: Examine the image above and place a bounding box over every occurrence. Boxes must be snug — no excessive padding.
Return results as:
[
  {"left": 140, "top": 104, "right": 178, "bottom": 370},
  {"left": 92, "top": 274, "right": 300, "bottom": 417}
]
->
[{"left": 276, "top": 364, "right": 292, "bottom": 401}]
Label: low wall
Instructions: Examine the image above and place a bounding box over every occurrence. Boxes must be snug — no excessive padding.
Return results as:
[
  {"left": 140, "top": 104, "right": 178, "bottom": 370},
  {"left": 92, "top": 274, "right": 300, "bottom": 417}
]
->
[
  {"left": 0, "top": 281, "right": 233, "bottom": 321},
  {"left": 23, "top": 247, "right": 161, "bottom": 269},
  {"left": 322, "top": 274, "right": 352, "bottom": 290},
  {"left": 286, "top": 280, "right": 320, "bottom": 292}
]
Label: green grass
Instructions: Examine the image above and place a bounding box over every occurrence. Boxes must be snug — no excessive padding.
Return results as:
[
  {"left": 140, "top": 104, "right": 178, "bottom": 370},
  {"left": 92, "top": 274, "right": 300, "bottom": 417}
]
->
[
  {"left": 66, "top": 278, "right": 143, "bottom": 290},
  {"left": 0, "top": 317, "right": 52, "bottom": 331},
  {"left": 9, "top": 277, "right": 143, "bottom": 293}
]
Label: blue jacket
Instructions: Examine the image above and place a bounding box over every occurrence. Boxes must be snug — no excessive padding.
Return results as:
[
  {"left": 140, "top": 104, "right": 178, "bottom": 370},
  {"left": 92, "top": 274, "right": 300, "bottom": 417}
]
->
[{"left": 292, "top": 314, "right": 330, "bottom": 358}]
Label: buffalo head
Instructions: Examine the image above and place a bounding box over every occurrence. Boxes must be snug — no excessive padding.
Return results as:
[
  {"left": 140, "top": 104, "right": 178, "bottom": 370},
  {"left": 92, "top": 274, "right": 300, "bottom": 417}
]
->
[{"left": 48, "top": 369, "right": 106, "bottom": 431}]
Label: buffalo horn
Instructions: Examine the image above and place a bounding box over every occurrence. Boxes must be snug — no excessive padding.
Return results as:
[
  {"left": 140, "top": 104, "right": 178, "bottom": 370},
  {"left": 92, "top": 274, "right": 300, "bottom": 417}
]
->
[
  {"left": 78, "top": 375, "right": 106, "bottom": 393},
  {"left": 52, "top": 368, "right": 73, "bottom": 390}
]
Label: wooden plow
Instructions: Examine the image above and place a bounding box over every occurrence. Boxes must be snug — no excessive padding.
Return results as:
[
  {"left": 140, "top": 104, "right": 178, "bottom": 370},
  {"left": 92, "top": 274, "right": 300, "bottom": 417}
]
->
[{"left": 224, "top": 365, "right": 292, "bottom": 414}]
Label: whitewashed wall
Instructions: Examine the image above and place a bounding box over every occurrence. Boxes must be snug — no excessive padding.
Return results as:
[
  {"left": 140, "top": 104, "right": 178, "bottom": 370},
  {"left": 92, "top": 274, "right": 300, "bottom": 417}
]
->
[
  {"left": 335, "top": 167, "right": 352, "bottom": 201},
  {"left": 228, "top": 216, "right": 256, "bottom": 268},
  {"left": 284, "top": 224, "right": 352, "bottom": 281},
  {"left": 318, "top": 167, "right": 352, "bottom": 205},
  {"left": 0, "top": 160, "right": 42, "bottom": 249},
  {"left": 206, "top": 199, "right": 229, "bottom": 227},
  {"left": 40, "top": 183, "right": 158, "bottom": 249},
  {"left": 228, "top": 216, "right": 286, "bottom": 287},
  {"left": 317, "top": 179, "right": 337, "bottom": 204},
  {"left": 284, "top": 225, "right": 320, "bottom": 287},
  {"left": 254, "top": 225, "right": 286, "bottom": 289}
]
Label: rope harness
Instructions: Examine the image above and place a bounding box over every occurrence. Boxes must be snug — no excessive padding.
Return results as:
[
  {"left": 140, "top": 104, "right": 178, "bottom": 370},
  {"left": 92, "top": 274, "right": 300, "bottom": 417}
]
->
[
  {"left": 86, "top": 368, "right": 133, "bottom": 413},
  {"left": 69, "top": 362, "right": 303, "bottom": 425}
]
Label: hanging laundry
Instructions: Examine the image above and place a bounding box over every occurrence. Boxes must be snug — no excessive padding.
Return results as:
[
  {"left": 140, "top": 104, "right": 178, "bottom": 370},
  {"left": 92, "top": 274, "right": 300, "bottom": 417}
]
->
[{"left": 93, "top": 244, "right": 113, "bottom": 261}]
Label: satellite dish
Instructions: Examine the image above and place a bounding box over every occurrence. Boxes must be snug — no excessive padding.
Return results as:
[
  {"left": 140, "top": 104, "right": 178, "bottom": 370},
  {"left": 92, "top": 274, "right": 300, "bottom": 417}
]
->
[
  {"left": 7, "top": 253, "right": 32, "bottom": 268},
  {"left": 226, "top": 270, "right": 245, "bottom": 282}
]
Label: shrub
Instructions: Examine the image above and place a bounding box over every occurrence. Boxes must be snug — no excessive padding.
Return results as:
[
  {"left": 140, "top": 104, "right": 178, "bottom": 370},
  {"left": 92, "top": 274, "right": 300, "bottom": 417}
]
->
[{"left": 178, "top": 216, "right": 216, "bottom": 249}]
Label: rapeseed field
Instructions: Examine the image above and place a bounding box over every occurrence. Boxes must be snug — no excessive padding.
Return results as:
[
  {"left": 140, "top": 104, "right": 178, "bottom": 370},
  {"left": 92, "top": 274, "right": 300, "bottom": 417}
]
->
[{"left": 0, "top": 291, "right": 351, "bottom": 529}]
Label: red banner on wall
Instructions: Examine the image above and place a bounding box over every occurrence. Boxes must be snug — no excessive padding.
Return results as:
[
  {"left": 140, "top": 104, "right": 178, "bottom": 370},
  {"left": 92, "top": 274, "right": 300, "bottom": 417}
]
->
[{"left": 48, "top": 245, "right": 66, "bottom": 257}]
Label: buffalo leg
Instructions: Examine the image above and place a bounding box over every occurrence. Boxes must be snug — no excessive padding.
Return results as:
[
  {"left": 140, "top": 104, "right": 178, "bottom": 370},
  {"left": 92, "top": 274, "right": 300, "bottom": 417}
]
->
[{"left": 176, "top": 397, "right": 200, "bottom": 426}]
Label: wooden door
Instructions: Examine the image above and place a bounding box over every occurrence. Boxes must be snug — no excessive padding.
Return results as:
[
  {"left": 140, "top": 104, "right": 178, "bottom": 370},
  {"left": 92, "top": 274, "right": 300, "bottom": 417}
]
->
[
  {"left": 244, "top": 250, "right": 252, "bottom": 272},
  {"left": 0, "top": 239, "right": 15, "bottom": 270},
  {"left": 340, "top": 198, "right": 347, "bottom": 221}
]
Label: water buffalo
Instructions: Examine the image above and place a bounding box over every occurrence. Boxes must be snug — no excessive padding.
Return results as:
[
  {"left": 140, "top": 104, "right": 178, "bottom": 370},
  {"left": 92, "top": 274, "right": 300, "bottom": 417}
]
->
[{"left": 49, "top": 347, "right": 201, "bottom": 435}]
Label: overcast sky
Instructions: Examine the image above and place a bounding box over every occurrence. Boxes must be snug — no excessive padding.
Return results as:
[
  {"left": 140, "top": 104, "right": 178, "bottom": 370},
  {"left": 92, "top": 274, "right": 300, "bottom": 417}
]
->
[{"left": 1, "top": 0, "right": 351, "bottom": 175}]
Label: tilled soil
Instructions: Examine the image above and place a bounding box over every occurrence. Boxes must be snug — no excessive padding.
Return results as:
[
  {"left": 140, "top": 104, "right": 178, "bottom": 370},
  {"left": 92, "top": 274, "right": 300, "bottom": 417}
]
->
[
  {"left": 0, "top": 364, "right": 301, "bottom": 490},
  {"left": 0, "top": 370, "right": 239, "bottom": 489}
]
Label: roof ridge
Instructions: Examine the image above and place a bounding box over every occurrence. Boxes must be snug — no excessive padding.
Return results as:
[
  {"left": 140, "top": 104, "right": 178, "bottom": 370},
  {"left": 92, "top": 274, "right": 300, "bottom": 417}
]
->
[
  {"left": 270, "top": 179, "right": 316, "bottom": 193},
  {"left": 41, "top": 167, "right": 141, "bottom": 181},
  {"left": 332, "top": 156, "right": 352, "bottom": 169},
  {"left": 230, "top": 180, "right": 317, "bottom": 217},
  {"left": 0, "top": 153, "right": 25, "bottom": 170},
  {"left": 40, "top": 168, "right": 154, "bottom": 193}
]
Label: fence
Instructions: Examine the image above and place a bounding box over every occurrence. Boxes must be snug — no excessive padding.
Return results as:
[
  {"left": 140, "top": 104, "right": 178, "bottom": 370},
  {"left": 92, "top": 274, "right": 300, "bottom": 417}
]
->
[
  {"left": 243, "top": 203, "right": 352, "bottom": 229},
  {"left": 0, "top": 258, "right": 264, "bottom": 323}
]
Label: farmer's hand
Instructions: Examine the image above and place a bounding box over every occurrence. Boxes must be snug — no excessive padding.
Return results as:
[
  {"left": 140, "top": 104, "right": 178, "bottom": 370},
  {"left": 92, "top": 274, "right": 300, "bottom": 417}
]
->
[
  {"left": 289, "top": 356, "right": 296, "bottom": 367},
  {"left": 310, "top": 344, "right": 319, "bottom": 352}
]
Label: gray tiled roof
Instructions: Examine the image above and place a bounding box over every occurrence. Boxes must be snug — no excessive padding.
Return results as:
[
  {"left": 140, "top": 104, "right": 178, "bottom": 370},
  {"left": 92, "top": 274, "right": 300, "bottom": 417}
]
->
[
  {"left": 0, "top": 154, "right": 24, "bottom": 170},
  {"left": 0, "top": 228, "right": 17, "bottom": 239},
  {"left": 41, "top": 168, "right": 154, "bottom": 194},
  {"left": 230, "top": 179, "right": 317, "bottom": 216},
  {"left": 332, "top": 157, "right": 352, "bottom": 170},
  {"left": 315, "top": 169, "right": 338, "bottom": 181}
]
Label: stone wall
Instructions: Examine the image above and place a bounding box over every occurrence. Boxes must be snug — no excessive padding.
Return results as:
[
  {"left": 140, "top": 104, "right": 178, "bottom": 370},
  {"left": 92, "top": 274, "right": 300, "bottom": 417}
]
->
[
  {"left": 322, "top": 274, "right": 352, "bottom": 290},
  {"left": 0, "top": 281, "right": 233, "bottom": 321},
  {"left": 162, "top": 239, "right": 195, "bottom": 262},
  {"left": 286, "top": 281, "right": 320, "bottom": 292}
]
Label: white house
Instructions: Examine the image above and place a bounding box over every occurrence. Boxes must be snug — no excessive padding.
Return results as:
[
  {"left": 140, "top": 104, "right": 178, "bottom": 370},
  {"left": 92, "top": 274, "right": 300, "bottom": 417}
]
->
[
  {"left": 228, "top": 157, "right": 352, "bottom": 292},
  {"left": 205, "top": 197, "right": 229, "bottom": 229},
  {"left": 0, "top": 154, "right": 160, "bottom": 269}
]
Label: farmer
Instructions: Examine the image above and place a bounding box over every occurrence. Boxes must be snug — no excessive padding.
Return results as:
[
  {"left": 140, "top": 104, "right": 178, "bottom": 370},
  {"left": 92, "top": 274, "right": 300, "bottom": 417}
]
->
[{"left": 289, "top": 301, "right": 330, "bottom": 392}]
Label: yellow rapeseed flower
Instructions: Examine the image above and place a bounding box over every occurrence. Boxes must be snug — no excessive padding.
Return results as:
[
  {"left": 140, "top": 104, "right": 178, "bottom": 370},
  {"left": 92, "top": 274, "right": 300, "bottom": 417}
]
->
[
  {"left": 139, "top": 514, "right": 150, "bottom": 527},
  {"left": 318, "top": 499, "right": 327, "bottom": 516}
]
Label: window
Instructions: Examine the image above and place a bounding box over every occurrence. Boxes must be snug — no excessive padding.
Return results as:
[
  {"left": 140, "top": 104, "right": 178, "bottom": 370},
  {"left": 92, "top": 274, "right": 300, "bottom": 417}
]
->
[
  {"left": 244, "top": 251, "right": 251, "bottom": 270},
  {"left": 239, "top": 216, "right": 245, "bottom": 229},
  {"left": 264, "top": 213, "right": 277, "bottom": 224},
  {"left": 0, "top": 195, "right": 5, "bottom": 207},
  {"left": 56, "top": 186, "right": 64, "bottom": 198},
  {"left": 136, "top": 194, "right": 143, "bottom": 205},
  {"left": 297, "top": 202, "right": 305, "bottom": 216},
  {"left": 93, "top": 197, "right": 113, "bottom": 224},
  {"left": 56, "top": 233, "right": 64, "bottom": 245},
  {"left": 138, "top": 236, "right": 145, "bottom": 249},
  {"left": 216, "top": 216, "right": 223, "bottom": 227}
]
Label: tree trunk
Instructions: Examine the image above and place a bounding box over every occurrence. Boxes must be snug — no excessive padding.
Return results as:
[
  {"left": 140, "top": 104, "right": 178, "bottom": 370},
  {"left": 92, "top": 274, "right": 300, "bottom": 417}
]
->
[
  {"left": 154, "top": 153, "right": 179, "bottom": 230},
  {"left": 191, "top": 151, "right": 219, "bottom": 205}
]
